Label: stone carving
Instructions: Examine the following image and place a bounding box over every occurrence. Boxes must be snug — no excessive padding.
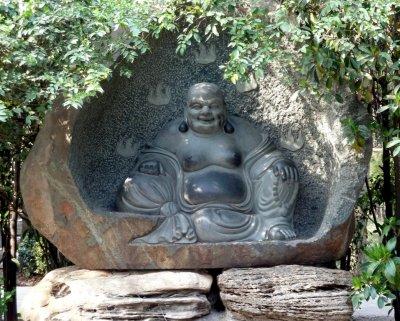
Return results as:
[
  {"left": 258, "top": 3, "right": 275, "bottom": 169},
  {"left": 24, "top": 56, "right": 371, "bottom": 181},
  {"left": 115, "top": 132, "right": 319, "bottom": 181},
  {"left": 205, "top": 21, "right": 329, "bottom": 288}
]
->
[
  {"left": 280, "top": 128, "right": 305, "bottom": 152},
  {"left": 236, "top": 73, "right": 258, "bottom": 93},
  {"left": 20, "top": 33, "right": 371, "bottom": 269},
  {"left": 194, "top": 43, "right": 217, "bottom": 64},
  {"left": 116, "top": 137, "right": 140, "bottom": 158},
  {"left": 117, "top": 83, "right": 299, "bottom": 244},
  {"left": 147, "top": 83, "right": 171, "bottom": 105}
]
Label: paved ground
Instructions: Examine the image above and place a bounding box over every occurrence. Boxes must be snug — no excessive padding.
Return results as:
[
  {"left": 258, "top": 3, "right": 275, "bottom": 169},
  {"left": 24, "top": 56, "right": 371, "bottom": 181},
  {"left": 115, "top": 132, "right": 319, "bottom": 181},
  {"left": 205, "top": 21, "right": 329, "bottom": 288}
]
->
[
  {"left": 353, "top": 299, "right": 394, "bottom": 321},
  {"left": 17, "top": 287, "right": 31, "bottom": 311},
  {"left": 17, "top": 286, "right": 395, "bottom": 320}
]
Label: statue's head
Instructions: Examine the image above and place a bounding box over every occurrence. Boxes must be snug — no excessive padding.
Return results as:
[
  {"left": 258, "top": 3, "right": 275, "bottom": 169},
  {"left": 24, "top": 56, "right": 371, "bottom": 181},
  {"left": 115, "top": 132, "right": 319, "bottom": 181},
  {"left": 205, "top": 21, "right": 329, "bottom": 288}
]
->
[{"left": 182, "top": 83, "right": 232, "bottom": 135}]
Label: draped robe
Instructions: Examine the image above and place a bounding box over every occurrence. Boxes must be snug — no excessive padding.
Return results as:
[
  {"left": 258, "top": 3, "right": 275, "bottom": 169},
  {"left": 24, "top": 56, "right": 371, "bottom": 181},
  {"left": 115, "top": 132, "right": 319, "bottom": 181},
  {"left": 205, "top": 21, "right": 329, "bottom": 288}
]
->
[{"left": 117, "top": 119, "right": 298, "bottom": 243}]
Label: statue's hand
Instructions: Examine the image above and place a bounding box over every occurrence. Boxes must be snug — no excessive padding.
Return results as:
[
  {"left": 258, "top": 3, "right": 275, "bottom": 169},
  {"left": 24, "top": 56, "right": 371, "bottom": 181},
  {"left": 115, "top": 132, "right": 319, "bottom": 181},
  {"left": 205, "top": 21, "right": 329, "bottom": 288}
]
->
[
  {"left": 138, "top": 160, "right": 163, "bottom": 175},
  {"left": 273, "top": 160, "right": 298, "bottom": 182}
]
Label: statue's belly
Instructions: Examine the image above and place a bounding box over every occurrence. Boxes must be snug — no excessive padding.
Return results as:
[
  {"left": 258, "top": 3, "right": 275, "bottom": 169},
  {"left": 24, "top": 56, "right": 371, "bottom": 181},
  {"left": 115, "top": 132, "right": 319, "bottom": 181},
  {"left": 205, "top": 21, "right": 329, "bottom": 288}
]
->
[{"left": 183, "top": 167, "right": 247, "bottom": 205}]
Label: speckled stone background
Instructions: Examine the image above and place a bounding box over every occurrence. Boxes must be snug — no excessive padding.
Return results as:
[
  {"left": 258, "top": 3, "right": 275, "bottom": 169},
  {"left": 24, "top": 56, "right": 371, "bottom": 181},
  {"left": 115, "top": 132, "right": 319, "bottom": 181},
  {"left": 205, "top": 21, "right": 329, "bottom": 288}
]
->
[{"left": 69, "top": 33, "right": 370, "bottom": 239}]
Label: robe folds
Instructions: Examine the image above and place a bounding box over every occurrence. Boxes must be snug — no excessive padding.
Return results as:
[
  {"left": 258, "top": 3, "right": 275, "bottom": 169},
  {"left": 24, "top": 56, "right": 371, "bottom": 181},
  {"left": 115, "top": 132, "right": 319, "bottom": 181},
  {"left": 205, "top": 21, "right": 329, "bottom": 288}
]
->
[{"left": 117, "top": 136, "right": 298, "bottom": 243}]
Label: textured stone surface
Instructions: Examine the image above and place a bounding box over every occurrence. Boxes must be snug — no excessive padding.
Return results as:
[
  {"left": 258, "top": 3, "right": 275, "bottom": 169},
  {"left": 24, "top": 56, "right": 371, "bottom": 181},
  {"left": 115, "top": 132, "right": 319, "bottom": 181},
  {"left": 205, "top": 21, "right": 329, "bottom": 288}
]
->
[
  {"left": 20, "top": 31, "right": 371, "bottom": 269},
  {"left": 17, "top": 286, "right": 393, "bottom": 321},
  {"left": 218, "top": 265, "right": 353, "bottom": 321},
  {"left": 20, "top": 266, "right": 212, "bottom": 321}
]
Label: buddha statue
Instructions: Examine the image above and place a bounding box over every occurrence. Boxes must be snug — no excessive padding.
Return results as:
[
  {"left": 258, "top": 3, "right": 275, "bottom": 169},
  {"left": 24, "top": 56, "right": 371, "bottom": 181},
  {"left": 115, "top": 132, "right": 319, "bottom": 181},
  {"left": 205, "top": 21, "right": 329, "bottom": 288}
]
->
[{"left": 117, "top": 83, "right": 299, "bottom": 243}]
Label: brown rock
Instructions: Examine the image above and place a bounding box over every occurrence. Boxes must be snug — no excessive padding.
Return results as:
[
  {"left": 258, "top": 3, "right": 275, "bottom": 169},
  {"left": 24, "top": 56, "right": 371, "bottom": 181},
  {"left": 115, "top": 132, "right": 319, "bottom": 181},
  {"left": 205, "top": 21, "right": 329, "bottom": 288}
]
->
[
  {"left": 218, "top": 265, "right": 353, "bottom": 321},
  {"left": 20, "top": 33, "right": 370, "bottom": 270},
  {"left": 20, "top": 266, "right": 212, "bottom": 321},
  {"left": 20, "top": 106, "right": 362, "bottom": 269}
]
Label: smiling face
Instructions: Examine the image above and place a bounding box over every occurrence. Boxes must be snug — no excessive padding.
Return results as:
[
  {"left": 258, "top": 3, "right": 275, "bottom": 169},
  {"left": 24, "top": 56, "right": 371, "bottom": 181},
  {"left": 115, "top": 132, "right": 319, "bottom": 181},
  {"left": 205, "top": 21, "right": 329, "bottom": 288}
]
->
[{"left": 186, "top": 83, "right": 227, "bottom": 135}]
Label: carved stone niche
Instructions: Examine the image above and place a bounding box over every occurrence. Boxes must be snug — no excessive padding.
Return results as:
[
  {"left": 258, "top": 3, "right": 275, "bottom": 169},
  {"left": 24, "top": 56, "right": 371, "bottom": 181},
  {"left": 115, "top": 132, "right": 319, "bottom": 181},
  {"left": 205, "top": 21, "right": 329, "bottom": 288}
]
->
[{"left": 21, "top": 34, "right": 371, "bottom": 269}]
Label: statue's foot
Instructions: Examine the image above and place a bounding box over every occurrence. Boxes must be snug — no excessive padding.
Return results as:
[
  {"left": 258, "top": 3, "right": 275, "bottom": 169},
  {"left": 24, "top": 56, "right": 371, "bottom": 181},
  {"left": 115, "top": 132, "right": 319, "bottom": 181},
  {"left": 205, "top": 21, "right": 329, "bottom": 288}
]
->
[
  {"left": 172, "top": 213, "right": 197, "bottom": 242},
  {"left": 266, "top": 225, "right": 296, "bottom": 240}
]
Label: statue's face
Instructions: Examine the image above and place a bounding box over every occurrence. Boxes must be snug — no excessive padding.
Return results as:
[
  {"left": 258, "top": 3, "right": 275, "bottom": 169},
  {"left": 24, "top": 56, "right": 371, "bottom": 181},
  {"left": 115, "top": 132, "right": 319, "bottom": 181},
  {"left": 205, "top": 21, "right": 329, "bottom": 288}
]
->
[{"left": 186, "top": 84, "right": 227, "bottom": 135}]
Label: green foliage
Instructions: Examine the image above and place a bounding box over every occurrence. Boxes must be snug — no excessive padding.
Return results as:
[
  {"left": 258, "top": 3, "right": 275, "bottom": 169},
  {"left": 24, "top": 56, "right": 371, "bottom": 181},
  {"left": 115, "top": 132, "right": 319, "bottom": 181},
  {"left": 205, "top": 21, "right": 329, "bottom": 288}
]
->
[
  {"left": 18, "top": 232, "right": 48, "bottom": 277},
  {"left": 341, "top": 118, "right": 371, "bottom": 153},
  {"left": 352, "top": 218, "right": 400, "bottom": 310},
  {"left": 0, "top": 0, "right": 399, "bottom": 315},
  {"left": 0, "top": 0, "right": 163, "bottom": 124},
  {"left": 0, "top": 278, "right": 14, "bottom": 316},
  {"left": 156, "top": 0, "right": 281, "bottom": 83},
  {"left": 274, "top": 0, "right": 400, "bottom": 149}
]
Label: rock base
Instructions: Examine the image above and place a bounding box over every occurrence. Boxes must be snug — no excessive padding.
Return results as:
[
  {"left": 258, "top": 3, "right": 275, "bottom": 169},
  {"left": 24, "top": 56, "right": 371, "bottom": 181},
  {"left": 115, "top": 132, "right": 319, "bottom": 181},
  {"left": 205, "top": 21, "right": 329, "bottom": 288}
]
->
[
  {"left": 21, "top": 265, "right": 353, "bottom": 321},
  {"left": 218, "top": 265, "right": 353, "bottom": 321},
  {"left": 20, "top": 266, "right": 212, "bottom": 321}
]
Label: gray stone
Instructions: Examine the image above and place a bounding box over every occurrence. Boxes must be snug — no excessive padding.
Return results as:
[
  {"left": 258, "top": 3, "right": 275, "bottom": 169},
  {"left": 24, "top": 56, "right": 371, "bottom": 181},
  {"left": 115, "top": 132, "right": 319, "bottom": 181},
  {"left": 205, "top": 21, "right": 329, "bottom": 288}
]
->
[
  {"left": 117, "top": 82, "right": 298, "bottom": 244},
  {"left": 20, "top": 32, "right": 371, "bottom": 269},
  {"left": 20, "top": 266, "right": 212, "bottom": 321},
  {"left": 218, "top": 265, "right": 353, "bottom": 321}
]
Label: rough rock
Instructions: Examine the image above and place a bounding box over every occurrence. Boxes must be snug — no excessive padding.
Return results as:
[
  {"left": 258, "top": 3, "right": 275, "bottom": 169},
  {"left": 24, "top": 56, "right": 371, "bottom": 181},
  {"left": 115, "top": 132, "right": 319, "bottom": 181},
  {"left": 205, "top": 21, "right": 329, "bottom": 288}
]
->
[
  {"left": 218, "top": 265, "right": 353, "bottom": 321},
  {"left": 20, "top": 266, "right": 212, "bottom": 321},
  {"left": 20, "top": 31, "right": 371, "bottom": 269}
]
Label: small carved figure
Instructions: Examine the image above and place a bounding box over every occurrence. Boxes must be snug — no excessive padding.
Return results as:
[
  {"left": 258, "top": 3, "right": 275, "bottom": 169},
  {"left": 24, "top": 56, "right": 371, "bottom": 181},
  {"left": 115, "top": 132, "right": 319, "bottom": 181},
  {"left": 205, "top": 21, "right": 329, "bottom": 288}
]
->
[
  {"left": 116, "top": 138, "right": 140, "bottom": 158},
  {"left": 117, "top": 83, "right": 299, "bottom": 243},
  {"left": 147, "top": 83, "right": 171, "bottom": 106},
  {"left": 236, "top": 73, "right": 258, "bottom": 93},
  {"left": 280, "top": 128, "right": 305, "bottom": 152},
  {"left": 194, "top": 43, "right": 217, "bottom": 65}
]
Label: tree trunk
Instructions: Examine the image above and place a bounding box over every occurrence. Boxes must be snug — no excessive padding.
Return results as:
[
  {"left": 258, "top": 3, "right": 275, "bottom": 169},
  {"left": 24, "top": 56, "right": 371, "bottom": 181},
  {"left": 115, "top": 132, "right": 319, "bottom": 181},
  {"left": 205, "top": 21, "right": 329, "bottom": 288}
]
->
[
  {"left": 393, "top": 119, "right": 400, "bottom": 321},
  {"left": 382, "top": 131, "right": 393, "bottom": 220},
  {"left": 3, "top": 157, "right": 19, "bottom": 321}
]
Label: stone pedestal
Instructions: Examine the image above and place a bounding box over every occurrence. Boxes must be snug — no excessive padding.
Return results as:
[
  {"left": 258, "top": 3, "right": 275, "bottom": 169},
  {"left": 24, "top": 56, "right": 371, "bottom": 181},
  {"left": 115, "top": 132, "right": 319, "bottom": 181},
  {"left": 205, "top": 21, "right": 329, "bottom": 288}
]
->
[
  {"left": 218, "top": 265, "right": 353, "bottom": 321},
  {"left": 21, "top": 265, "right": 353, "bottom": 321},
  {"left": 20, "top": 266, "right": 212, "bottom": 321}
]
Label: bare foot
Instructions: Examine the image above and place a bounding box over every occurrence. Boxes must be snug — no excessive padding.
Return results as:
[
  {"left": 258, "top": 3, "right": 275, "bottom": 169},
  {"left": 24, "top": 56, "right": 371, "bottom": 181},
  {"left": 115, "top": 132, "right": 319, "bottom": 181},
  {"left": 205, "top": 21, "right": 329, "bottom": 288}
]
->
[{"left": 266, "top": 225, "right": 296, "bottom": 240}]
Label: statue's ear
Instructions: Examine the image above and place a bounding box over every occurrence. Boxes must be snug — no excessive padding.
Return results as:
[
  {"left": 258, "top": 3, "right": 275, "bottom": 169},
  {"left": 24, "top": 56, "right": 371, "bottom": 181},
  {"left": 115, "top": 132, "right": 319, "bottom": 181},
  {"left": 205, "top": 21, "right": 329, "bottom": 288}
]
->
[
  {"left": 179, "top": 120, "right": 189, "bottom": 133},
  {"left": 224, "top": 120, "right": 234, "bottom": 134}
]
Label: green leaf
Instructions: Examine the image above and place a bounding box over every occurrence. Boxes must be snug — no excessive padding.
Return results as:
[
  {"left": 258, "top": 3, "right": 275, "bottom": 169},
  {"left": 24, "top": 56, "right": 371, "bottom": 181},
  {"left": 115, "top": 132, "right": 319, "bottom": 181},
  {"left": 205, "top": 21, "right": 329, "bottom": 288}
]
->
[
  {"left": 352, "top": 276, "right": 362, "bottom": 289},
  {"left": 205, "top": 24, "right": 212, "bottom": 35},
  {"left": 366, "top": 261, "right": 380, "bottom": 275},
  {"left": 0, "top": 103, "right": 7, "bottom": 122},
  {"left": 393, "top": 145, "right": 400, "bottom": 157},
  {"left": 351, "top": 293, "right": 363, "bottom": 309},
  {"left": 377, "top": 296, "right": 386, "bottom": 309},
  {"left": 212, "top": 25, "right": 219, "bottom": 36},
  {"left": 370, "top": 287, "right": 377, "bottom": 300},
  {"left": 386, "top": 139, "right": 400, "bottom": 149},
  {"left": 383, "top": 225, "right": 391, "bottom": 237},
  {"left": 386, "top": 237, "right": 397, "bottom": 252},
  {"left": 384, "top": 260, "right": 396, "bottom": 282},
  {"left": 335, "top": 94, "right": 344, "bottom": 103},
  {"left": 363, "top": 286, "right": 371, "bottom": 300},
  {"left": 377, "top": 105, "right": 390, "bottom": 113}
]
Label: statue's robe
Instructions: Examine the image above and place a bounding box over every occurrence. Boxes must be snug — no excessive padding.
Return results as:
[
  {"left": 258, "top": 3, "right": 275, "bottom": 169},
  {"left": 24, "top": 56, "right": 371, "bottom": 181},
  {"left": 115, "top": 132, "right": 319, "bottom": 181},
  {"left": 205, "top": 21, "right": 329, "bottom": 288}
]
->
[{"left": 117, "top": 134, "right": 299, "bottom": 243}]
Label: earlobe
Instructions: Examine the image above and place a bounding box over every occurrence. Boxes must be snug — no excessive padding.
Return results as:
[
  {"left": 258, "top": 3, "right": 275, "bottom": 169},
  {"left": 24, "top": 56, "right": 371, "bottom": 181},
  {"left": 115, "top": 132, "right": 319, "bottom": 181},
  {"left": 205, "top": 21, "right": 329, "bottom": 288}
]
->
[
  {"left": 179, "top": 120, "right": 189, "bottom": 133},
  {"left": 224, "top": 120, "right": 234, "bottom": 134}
]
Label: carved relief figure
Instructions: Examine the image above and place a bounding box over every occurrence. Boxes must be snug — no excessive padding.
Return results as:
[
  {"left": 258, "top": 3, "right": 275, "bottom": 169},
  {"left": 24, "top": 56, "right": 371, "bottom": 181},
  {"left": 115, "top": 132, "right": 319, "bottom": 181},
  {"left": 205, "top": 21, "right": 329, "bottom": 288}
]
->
[{"left": 117, "top": 83, "right": 299, "bottom": 243}]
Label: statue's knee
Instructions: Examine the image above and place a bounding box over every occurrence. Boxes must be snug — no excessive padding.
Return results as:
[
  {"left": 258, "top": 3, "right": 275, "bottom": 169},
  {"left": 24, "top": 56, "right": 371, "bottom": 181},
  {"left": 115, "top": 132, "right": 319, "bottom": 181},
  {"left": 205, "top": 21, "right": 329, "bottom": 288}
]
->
[{"left": 192, "top": 209, "right": 216, "bottom": 241}]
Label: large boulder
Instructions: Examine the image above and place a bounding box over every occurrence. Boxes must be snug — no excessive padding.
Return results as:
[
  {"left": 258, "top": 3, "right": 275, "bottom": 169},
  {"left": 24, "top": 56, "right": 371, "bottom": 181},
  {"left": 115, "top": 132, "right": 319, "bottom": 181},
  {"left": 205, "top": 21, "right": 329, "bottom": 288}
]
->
[
  {"left": 21, "top": 33, "right": 371, "bottom": 269},
  {"left": 20, "top": 266, "right": 212, "bottom": 321},
  {"left": 218, "top": 265, "right": 353, "bottom": 321}
]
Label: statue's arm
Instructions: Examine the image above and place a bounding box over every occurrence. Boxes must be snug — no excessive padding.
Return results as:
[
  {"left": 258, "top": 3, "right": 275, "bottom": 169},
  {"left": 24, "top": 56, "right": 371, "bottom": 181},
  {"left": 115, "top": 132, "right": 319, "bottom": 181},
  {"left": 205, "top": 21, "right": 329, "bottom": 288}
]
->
[{"left": 152, "top": 119, "right": 182, "bottom": 153}]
